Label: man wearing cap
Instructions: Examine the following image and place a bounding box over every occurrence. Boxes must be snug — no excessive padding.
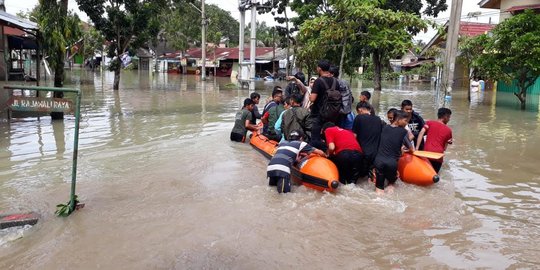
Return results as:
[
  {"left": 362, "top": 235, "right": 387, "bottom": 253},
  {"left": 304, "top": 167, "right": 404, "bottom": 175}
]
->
[{"left": 267, "top": 130, "right": 326, "bottom": 193}]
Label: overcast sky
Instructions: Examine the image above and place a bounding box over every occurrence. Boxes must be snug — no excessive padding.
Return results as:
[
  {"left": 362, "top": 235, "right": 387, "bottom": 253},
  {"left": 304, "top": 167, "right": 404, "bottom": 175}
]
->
[{"left": 6, "top": 0, "right": 500, "bottom": 42}]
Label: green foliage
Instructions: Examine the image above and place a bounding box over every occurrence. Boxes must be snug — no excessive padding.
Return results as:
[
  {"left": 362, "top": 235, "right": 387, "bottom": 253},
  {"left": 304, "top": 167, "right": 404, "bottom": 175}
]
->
[
  {"left": 81, "top": 26, "right": 105, "bottom": 61},
  {"left": 23, "top": 1, "right": 82, "bottom": 82},
  {"left": 466, "top": 10, "right": 540, "bottom": 109},
  {"left": 55, "top": 195, "right": 79, "bottom": 217},
  {"left": 158, "top": 1, "right": 239, "bottom": 51},
  {"left": 76, "top": 0, "right": 167, "bottom": 89},
  {"left": 297, "top": 0, "right": 429, "bottom": 78}
]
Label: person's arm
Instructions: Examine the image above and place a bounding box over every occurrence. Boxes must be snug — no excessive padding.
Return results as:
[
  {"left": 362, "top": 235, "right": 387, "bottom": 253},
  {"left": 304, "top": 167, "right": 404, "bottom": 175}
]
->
[
  {"left": 261, "top": 111, "right": 270, "bottom": 125},
  {"left": 327, "top": 142, "right": 336, "bottom": 156},
  {"left": 312, "top": 148, "right": 327, "bottom": 157},
  {"left": 403, "top": 134, "right": 415, "bottom": 153},
  {"left": 253, "top": 106, "right": 261, "bottom": 119},
  {"left": 324, "top": 129, "right": 336, "bottom": 156},
  {"left": 416, "top": 126, "right": 427, "bottom": 149},
  {"left": 245, "top": 119, "right": 260, "bottom": 132}
]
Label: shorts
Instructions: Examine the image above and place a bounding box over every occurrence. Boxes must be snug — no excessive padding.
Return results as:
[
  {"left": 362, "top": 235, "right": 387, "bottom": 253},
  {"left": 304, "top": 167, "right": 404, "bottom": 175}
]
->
[{"left": 230, "top": 132, "right": 245, "bottom": 142}]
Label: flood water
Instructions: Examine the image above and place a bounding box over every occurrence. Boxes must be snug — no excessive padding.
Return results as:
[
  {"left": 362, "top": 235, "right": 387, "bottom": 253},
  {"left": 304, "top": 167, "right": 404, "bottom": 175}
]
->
[{"left": 1, "top": 70, "right": 539, "bottom": 269}]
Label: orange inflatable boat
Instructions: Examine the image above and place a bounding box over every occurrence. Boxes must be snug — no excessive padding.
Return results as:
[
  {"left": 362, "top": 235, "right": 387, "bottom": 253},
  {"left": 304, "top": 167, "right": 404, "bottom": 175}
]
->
[
  {"left": 250, "top": 133, "right": 340, "bottom": 192},
  {"left": 398, "top": 153, "right": 440, "bottom": 186}
]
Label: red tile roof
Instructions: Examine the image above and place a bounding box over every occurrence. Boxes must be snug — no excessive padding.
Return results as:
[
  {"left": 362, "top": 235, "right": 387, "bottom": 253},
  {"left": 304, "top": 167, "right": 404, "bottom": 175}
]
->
[{"left": 459, "top": 22, "right": 496, "bottom": 37}]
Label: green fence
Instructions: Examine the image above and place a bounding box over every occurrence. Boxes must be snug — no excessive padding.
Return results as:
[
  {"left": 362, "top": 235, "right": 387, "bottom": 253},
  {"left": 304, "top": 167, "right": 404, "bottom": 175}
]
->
[{"left": 497, "top": 77, "right": 540, "bottom": 94}]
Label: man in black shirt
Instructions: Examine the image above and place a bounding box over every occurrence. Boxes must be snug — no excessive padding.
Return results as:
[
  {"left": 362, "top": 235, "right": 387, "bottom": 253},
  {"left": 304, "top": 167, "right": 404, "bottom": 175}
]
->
[
  {"left": 308, "top": 59, "right": 335, "bottom": 150},
  {"left": 352, "top": 102, "right": 383, "bottom": 177},
  {"left": 250, "top": 92, "right": 261, "bottom": 125},
  {"left": 401, "top": 99, "right": 425, "bottom": 149},
  {"left": 373, "top": 110, "right": 414, "bottom": 195}
]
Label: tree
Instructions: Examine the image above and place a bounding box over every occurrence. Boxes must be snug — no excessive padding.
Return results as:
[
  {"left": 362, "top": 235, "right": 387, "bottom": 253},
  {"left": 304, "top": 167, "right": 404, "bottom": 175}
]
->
[
  {"left": 81, "top": 26, "right": 105, "bottom": 70},
  {"left": 158, "top": 2, "right": 239, "bottom": 52},
  {"left": 76, "top": 0, "right": 166, "bottom": 90},
  {"left": 33, "top": 1, "right": 82, "bottom": 119},
  {"left": 467, "top": 10, "right": 540, "bottom": 110},
  {"left": 298, "top": 0, "right": 428, "bottom": 88}
]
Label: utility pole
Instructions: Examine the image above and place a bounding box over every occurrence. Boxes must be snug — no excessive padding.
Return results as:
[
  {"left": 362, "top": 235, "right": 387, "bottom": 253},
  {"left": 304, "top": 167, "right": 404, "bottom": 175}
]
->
[
  {"left": 249, "top": 1, "right": 257, "bottom": 91},
  {"left": 201, "top": 0, "right": 207, "bottom": 81},
  {"left": 442, "top": 0, "right": 464, "bottom": 97},
  {"left": 238, "top": 3, "right": 245, "bottom": 83}
]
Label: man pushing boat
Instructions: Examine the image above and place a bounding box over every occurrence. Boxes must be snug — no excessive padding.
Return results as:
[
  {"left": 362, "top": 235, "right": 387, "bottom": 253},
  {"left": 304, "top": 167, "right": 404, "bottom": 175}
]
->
[{"left": 267, "top": 130, "right": 326, "bottom": 193}]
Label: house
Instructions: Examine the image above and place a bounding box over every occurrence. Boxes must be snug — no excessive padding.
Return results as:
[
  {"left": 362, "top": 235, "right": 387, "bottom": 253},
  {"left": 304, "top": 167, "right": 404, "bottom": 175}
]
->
[
  {"left": 478, "top": 0, "right": 540, "bottom": 21},
  {"left": 420, "top": 21, "right": 496, "bottom": 86},
  {"left": 183, "top": 47, "right": 287, "bottom": 78},
  {"left": 0, "top": 10, "right": 39, "bottom": 81},
  {"left": 478, "top": 0, "right": 540, "bottom": 96}
]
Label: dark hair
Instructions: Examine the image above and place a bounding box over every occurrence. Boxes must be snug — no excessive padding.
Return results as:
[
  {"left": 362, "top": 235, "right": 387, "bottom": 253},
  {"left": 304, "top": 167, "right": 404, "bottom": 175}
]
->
[
  {"left": 394, "top": 110, "right": 408, "bottom": 120},
  {"left": 250, "top": 92, "right": 260, "bottom": 100},
  {"left": 272, "top": 87, "right": 283, "bottom": 98},
  {"left": 289, "top": 129, "right": 304, "bottom": 141},
  {"left": 317, "top": 59, "right": 331, "bottom": 72},
  {"left": 387, "top": 108, "right": 397, "bottom": 115},
  {"left": 290, "top": 93, "right": 303, "bottom": 105},
  {"left": 294, "top": 72, "right": 306, "bottom": 86},
  {"left": 321, "top": 122, "right": 335, "bottom": 134},
  {"left": 243, "top": 98, "right": 254, "bottom": 107},
  {"left": 437, "top": 107, "right": 452, "bottom": 119},
  {"left": 283, "top": 96, "right": 292, "bottom": 106},
  {"left": 401, "top": 99, "right": 413, "bottom": 108},
  {"left": 361, "top": 91, "right": 371, "bottom": 100},
  {"left": 329, "top": 65, "right": 339, "bottom": 78},
  {"left": 356, "top": 101, "right": 372, "bottom": 111},
  {"left": 273, "top": 86, "right": 283, "bottom": 92}
]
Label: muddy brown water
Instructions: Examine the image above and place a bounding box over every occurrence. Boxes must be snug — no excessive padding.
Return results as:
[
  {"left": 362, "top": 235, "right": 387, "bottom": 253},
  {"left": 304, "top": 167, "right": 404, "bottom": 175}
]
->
[{"left": 0, "top": 70, "right": 539, "bottom": 269}]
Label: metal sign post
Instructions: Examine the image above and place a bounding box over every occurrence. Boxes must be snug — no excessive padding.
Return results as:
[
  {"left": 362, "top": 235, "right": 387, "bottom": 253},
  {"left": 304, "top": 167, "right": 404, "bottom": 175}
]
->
[{"left": 4, "top": 85, "right": 82, "bottom": 217}]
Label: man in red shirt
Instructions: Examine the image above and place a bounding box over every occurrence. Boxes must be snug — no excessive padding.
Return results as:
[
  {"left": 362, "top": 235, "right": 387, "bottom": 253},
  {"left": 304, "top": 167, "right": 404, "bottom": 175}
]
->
[
  {"left": 322, "top": 122, "right": 363, "bottom": 184},
  {"left": 416, "top": 108, "right": 453, "bottom": 173}
]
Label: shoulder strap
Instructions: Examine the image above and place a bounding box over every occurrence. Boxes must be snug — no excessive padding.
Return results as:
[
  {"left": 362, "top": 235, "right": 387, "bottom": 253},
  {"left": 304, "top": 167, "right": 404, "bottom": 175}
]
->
[{"left": 320, "top": 77, "right": 329, "bottom": 89}]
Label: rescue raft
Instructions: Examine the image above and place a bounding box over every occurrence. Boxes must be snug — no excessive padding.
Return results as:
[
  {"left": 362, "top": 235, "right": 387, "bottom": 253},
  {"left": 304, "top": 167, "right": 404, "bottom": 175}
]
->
[
  {"left": 250, "top": 133, "right": 340, "bottom": 192},
  {"left": 398, "top": 153, "right": 440, "bottom": 186}
]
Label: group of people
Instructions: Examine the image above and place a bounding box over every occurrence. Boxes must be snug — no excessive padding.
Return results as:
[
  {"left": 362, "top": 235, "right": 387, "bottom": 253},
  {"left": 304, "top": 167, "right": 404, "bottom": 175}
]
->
[{"left": 231, "top": 60, "right": 453, "bottom": 194}]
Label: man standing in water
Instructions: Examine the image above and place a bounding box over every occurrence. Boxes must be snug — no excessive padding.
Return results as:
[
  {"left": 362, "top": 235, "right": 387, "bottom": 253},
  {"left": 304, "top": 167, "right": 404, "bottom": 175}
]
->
[
  {"left": 401, "top": 99, "right": 425, "bottom": 149},
  {"left": 416, "top": 108, "right": 453, "bottom": 173},
  {"left": 267, "top": 130, "right": 326, "bottom": 193},
  {"left": 230, "top": 98, "right": 261, "bottom": 142},
  {"left": 373, "top": 110, "right": 414, "bottom": 195},
  {"left": 309, "top": 59, "right": 336, "bottom": 150},
  {"left": 352, "top": 102, "right": 383, "bottom": 178},
  {"left": 249, "top": 92, "right": 261, "bottom": 125}
]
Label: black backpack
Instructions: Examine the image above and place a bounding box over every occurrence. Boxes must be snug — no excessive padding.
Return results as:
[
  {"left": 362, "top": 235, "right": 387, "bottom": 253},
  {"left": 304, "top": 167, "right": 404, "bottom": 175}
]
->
[
  {"left": 319, "top": 77, "right": 342, "bottom": 123},
  {"left": 338, "top": 80, "right": 353, "bottom": 115}
]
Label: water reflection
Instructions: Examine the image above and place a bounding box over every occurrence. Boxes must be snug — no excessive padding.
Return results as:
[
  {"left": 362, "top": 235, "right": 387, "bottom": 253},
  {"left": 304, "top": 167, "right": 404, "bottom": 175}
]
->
[{"left": 0, "top": 71, "right": 539, "bottom": 268}]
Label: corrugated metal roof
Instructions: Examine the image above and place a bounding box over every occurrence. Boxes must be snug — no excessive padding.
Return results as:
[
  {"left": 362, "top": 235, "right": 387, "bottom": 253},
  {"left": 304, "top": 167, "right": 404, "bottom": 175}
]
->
[{"left": 0, "top": 11, "right": 38, "bottom": 31}]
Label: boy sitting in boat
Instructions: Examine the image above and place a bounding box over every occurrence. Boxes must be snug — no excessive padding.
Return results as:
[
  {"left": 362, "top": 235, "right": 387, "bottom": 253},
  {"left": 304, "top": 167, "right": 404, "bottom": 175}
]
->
[
  {"left": 372, "top": 110, "right": 414, "bottom": 195},
  {"left": 230, "top": 98, "right": 261, "bottom": 143},
  {"left": 267, "top": 130, "right": 326, "bottom": 193}
]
